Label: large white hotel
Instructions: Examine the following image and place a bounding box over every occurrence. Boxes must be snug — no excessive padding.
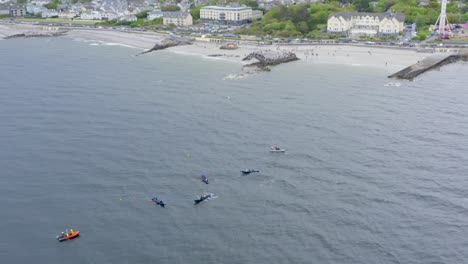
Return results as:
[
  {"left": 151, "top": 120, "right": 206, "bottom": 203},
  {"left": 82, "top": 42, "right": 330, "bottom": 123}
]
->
[
  {"left": 200, "top": 5, "right": 255, "bottom": 25},
  {"left": 327, "top": 12, "right": 405, "bottom": 37}
]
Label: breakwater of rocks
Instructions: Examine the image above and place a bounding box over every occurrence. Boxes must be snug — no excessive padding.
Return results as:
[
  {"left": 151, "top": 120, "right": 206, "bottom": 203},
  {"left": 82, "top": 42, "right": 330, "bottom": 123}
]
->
[
  {"left": 389, "top": 51, "right": 468, "bottom": 80},
  {"left": 4, "top": 30, "right": 68, "bottom": 39},
  {"left": 136, "top": 34, "right": 194, "bottom": 56},
  {"left": 242, "top": 50, "right": 299, "bottom": 68}
]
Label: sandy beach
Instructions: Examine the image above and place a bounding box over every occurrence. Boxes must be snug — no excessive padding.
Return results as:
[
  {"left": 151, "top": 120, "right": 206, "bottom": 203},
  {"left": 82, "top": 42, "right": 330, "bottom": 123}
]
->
[
  {"left": 0, "top": 23, "right": 431, "bottom": 71},
  {"left": 67, "top": 29, "right": 433, "bottom": 72}
]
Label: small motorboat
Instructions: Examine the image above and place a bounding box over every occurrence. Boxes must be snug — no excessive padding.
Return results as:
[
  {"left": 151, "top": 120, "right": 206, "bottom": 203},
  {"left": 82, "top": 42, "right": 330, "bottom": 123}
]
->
[
  {"left": 194, "top": 193, "right": 214, "bottom": 204},
  {"left": 57, "top": 229, "right": 80, "bottom": 242},
  {"left": 270, "top": 146, "right": 285, "bottom": 153},
  {"left": 201, "top": 174, "right": 209, "bottom": 184},
  {"left": 384, "top": 82, "right": 401, "bottom": 87},
  {"left": 241, "top": 169, "right": 260, "bottom": 175},
  {"left": 151, "top": 196, "right": 166, "bottom": 207}
]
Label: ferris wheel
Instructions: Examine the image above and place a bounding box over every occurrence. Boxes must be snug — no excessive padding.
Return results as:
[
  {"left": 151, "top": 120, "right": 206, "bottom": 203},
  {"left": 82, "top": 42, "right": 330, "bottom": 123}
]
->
[{"left": 434, "top": 0, "right": 451, "bottom": 39}]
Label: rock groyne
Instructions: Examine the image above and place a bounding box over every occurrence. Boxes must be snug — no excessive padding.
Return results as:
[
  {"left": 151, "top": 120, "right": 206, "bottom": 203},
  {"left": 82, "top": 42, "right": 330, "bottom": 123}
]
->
[
  {"left": 4, "top": 31, "right": 68, "bottom": 39},
  {"left": 137, "top": 34, "right": 193, "bottom": 56},
  {"left": 389, "top": 51, "right": 468, "bottom": 80},
  {"left": 242, "top": 50, "right": 299, "bottom": 68}
]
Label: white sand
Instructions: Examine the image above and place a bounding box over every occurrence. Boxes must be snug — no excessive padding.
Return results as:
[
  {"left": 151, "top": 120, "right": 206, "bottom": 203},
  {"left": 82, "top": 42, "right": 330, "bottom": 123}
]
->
[
  {"left": 170, "top": 41, "right": 429, "bottom": 71},
  {"left": 0, "top": 24, "right": 27, "bottom": 38},
  {"left": 67, "top": 29, "right": 164, "bottom": 50}
]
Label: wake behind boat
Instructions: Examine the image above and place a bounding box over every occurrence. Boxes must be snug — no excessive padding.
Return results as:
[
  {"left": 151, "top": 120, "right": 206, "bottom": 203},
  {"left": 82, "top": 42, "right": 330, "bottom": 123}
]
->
[
  {"left": 384, "top": 82, "right": 401, "bottom": 87},
  {"left": 194, "top": 193, "right": 215, "bottom": 204}
]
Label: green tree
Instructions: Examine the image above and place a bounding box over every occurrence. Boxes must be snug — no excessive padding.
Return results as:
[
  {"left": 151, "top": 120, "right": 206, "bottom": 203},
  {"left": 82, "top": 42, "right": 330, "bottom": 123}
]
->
[
  {"left": 44, "top": 0, "right": 62, "bottom": 10},
  {"left": 239, "top": 0, "right": 259, "bottom": 8},
  {"left": 190, "top": 5, "right": 205, "bottom": 20},
  {"left": 462, "top": 13, "right": 468, "bottom": 22},
  {"left": 161, "top": 5, "right": 181, "bottom": 12},
  {"left": 415, "top": 15, "right": 425, "bottom": 28},
  {"left": 417, "top": 32, "right": 427, "bottom": 41},
  {"left": 353, "top": 0, "right": 371, "bottom": 12},
  {"left": 427, "top": 0, "right": 440, "bottom": 9},
  {"left": 298, "top": 21, "right": 309, "bottom": 33},
  {"left": 136, "top": 10, "right": 150, "bottom": 19}
]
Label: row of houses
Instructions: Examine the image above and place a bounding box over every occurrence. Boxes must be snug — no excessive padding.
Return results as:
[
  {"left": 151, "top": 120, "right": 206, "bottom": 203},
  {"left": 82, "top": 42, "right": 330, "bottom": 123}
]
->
[
  {"left": 327, "top": 12, "right": 405, "bottom": 37},
  {"left": 1, "top": 4, "right": 191, "bottom": 26},
  {"left": 2, "top": 2, "right": 264, "bottom": 28}
]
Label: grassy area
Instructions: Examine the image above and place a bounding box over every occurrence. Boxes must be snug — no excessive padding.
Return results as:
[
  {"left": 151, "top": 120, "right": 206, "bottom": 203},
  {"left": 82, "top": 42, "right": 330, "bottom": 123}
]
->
[
  {"left": 96, "top": 18, "right": 163, "bottom": 29},
  {"left": 444, "top": 38, "right": 468, "bottom": 44},
  {"left": 15, "top": 17, "right": 98, "bottom": 25}
]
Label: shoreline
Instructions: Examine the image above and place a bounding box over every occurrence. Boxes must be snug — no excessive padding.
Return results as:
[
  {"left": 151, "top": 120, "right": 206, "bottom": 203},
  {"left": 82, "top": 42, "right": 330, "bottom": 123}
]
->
[{"left": 0, "top": 23, "right": 438, "bottom": 71}]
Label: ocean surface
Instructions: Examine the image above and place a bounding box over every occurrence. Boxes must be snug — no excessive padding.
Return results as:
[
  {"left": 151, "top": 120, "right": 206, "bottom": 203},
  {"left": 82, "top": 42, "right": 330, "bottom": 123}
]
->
[{"left": 1, "top": 38, "right": 467, "bottom": 264}]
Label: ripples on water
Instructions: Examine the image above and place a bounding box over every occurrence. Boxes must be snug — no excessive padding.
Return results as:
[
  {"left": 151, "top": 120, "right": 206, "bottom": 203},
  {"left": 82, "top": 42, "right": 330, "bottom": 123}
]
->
[{"left": 0, "top": 38, "right": 467, "bottom": 264}]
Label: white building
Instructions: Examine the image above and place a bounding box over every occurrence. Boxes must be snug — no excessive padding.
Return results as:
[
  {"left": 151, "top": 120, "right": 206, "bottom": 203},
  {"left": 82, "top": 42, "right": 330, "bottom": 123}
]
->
[
  {"left": 58, "top": 11, "right": 77, "bottom": 19},
  {"left": 200, "top": 5, "right": 253, "bottom": 25},
  {"left": 80, "top": 11, "right": 102, "bottom": 20},
  {"left": 327, "top": 12, "right": 405, "bottom": 37},
  {"left": 9, "top": 5, "right": 25, "bottom": 17},
  {"left": 147, "top": 9, "right": 163, "bottom": 20},
  {"left": 252, "top": 10, "right": 263, "bottom": 20},
  {"left": 42, "top": 9, "right": 58, "bottom": 18},
  {"left": 30, "top": 0, "right": 51, "bottom": 5},
  {"left": 119, "top": 15, "right": 137, "bottom": 22},
  {"left": 163, "top": 11, "right": 192, "bottom": 26},
  {"left": 0, "top": 5, "right": 8, "bottom": 15},
  {"left": 101, "top": 12, "right": 118, "bottom": 20},
  {"left": 177, "top": 0, "right": 191, "bottom": 11},
  {"left": 26, "top": 4, "right": 47, "bottom": 15}
]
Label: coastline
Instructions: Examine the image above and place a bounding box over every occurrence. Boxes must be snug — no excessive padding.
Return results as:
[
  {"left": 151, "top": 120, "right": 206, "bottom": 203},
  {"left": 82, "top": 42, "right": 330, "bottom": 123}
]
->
[{"left": 0, "top": 23, "right": 431, "bottom": 71}]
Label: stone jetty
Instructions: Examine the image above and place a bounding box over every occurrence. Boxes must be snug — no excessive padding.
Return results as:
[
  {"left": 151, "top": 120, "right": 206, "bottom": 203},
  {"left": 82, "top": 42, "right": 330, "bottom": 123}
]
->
[
  {"left": 242, "top": 50, "right": 299, "bottom": 68},
  {"left": 389, "top": 50, "right": 468, "bottom": 80},
  {"left": 136, "top": 33, "right": 193, "bottom": 56},
  {"left": 4, "top": 30, "right": 68, "bottom": 39}
]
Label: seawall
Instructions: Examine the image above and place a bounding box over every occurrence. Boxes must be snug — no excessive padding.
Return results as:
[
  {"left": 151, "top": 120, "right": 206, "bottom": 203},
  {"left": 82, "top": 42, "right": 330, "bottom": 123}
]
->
[{"left": 389, "top": 50, "right": 468, "bottom": 80}]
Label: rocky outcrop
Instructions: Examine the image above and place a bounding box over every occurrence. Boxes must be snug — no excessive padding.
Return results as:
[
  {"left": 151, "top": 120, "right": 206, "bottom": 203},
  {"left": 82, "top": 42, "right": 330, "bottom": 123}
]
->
[
  {"left": 4, "top": 31, "right": 68, "bottom": 39},
  {"left": 136, "top": 34, "right": 193, "bottom": 56},
  {"left": 242, "top": 50, "right": 299, "bottom": 68},
  {"left": 389, "top": 51, "right": 468, "bottom": 80}
]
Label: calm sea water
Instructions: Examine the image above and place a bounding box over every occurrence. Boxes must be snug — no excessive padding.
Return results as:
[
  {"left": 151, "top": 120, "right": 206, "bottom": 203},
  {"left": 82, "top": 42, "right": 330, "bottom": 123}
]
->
[{"left": 1, "top": 38, "right": 467, "bottom": 264}]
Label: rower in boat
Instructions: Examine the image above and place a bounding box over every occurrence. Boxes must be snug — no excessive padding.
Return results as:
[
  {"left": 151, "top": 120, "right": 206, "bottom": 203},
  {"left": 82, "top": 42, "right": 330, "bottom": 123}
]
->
[
  {"left": 151, "top": 196, "right": 166, "bottom": 207},
  {"left": 56, "top": 228, "right": 80, "bottom": 242},
  {"left": 201, "top": 174, "right": 209, "bottom": 184},
  {"left": 194, "top": 193, "right": 213, "bottom": 204},
  {"left": 241, "top": 169, "right": 260, "bottom": 174}
]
